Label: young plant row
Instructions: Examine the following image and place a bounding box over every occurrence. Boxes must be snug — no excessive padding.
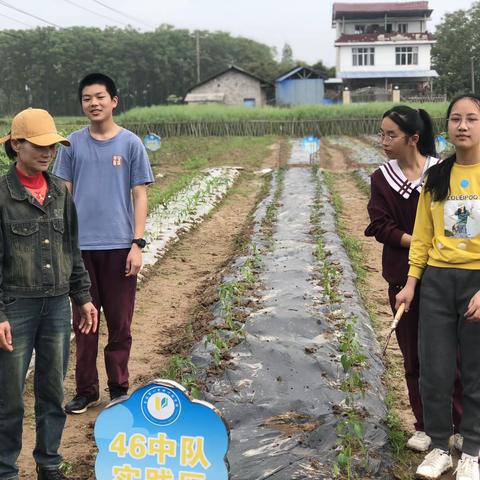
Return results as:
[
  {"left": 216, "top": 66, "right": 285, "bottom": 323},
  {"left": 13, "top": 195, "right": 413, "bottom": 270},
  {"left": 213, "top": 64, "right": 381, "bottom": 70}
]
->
[
  {"left": 160, "top": 241, "right": 264, "bottom": 400},
  {"left": 141, "top": 168, "right": 239, "bottom": 275},
  {"left": 260, "top": 167, "right": 286, "bottom": 249},
  {"left": 311, "top": 167, "right": 369, "bottom": 479},
  {"left": 158, "top": 169, "right": 277, "bottom": 397},
  {"left": 334, "top": 315, "right": 368, "bottom": 480},
  {"left": 203, "top": 167, "right": 285, "bottom": 369},
  {"left": 204, "top": 244, "right": 263, "bottom": 368},
  {"left": 345, "top": 169, "right": 416, "bottom": 477}
]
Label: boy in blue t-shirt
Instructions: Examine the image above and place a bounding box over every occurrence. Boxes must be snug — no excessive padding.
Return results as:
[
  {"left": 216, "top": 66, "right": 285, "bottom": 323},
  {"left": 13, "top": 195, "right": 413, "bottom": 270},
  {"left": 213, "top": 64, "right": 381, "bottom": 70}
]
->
[{"left": 53, "top": 73, "right": 154, "bottom": 414}]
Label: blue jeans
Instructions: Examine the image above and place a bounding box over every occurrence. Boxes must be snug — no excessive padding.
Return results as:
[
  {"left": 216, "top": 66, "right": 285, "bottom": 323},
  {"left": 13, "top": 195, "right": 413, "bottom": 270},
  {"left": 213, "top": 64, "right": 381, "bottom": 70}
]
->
[{"left": 0, "top": 295, "right": 71, "bottom": 479}]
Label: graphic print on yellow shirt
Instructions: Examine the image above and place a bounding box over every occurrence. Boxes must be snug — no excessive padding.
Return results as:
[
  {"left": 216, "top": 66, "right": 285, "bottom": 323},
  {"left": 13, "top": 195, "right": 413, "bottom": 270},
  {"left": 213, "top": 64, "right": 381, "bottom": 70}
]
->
[
  {"left": 408, "top": 162, "right": 480, "bottom": 279},
  {"left": 444, "top": 196, "right": 480, "bottom": 238}
]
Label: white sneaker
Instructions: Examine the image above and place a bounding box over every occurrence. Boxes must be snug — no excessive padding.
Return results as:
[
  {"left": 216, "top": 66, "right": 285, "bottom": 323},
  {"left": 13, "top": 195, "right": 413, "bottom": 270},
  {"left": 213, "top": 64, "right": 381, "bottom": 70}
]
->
[
  {"left": 416, "top": 449, "right": 453, "bottom": 479},
  {"left": 455, "top": 453, "right": 479, "bottom": 480},
  {"left": 408, "top": 431, "right": 432, "bottom": 452}
]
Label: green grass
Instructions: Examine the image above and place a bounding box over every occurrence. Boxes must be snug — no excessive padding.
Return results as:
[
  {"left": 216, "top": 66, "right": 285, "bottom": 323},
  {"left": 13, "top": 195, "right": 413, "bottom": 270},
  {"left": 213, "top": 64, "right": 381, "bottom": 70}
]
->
[
  {"left": 153, "top": 136, "right": 278, "bottom": 170},
  {"left": 114, "top": 102, "right": 450, "bottom": 123},
  {"left": 183, "top": 156, "right": 209, "bottom": 170},
  {"left": 0, "top": 153, "right": 9, "bottom": 175}
]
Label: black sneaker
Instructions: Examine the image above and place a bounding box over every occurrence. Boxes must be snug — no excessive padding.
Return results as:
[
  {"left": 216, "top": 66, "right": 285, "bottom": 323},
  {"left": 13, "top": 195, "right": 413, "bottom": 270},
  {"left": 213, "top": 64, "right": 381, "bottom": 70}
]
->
[
  {"left": 37, "top": 466, "right": 68, "bottom": 480},
  {"left": 105, "top": 387, "right": 129, "bottom": 408},
  {"left": 64, "top": 393, "right": 100, "bottom": 414},
  {"left": 109, "top": 386, "right": 128, "bottom": 401}
]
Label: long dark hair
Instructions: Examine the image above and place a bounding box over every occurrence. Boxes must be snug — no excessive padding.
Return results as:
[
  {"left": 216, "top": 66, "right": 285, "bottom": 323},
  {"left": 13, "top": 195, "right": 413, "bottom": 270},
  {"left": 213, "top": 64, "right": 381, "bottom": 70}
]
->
[
  {"left": 382, "top": 105, "right": 437, "bottom": 158},
  {"left": 425, "top": 93, "right": 480, "bottom": 201}
]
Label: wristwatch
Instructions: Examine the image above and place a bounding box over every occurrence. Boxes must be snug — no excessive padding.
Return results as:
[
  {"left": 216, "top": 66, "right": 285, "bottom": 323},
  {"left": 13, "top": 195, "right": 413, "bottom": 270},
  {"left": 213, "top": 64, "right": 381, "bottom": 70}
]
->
[{"left": 132, "top": 238, "right": 147, "bottom": 249}]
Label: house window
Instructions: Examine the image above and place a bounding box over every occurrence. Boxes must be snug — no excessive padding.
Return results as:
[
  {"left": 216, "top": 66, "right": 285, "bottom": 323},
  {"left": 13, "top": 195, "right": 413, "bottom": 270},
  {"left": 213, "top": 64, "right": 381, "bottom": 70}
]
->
[
  {"left": 352, "top": 47, "right": 375, "bottom": 66},
  {"left": 366, "top": 24, "right": 381, "bottom": 33},
  {"left": 354, "top": 24, "right": 365, "bottom": 34},
  {"left": 243, "top": 98, "right": 256, "bottom": 107},
  {"left": 398, "top": 23, "right": 408, "bottom": 33},
  {"left": 386, "top": 23, "right": 393, "bottom": 33},
  {"left": 395, "top": 46, "right": 418, "bottom": 65}
]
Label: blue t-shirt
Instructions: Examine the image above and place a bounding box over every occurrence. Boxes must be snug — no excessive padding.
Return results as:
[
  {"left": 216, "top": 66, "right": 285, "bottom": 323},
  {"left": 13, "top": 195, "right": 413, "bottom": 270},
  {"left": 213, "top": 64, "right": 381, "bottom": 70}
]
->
[{"left": 53, "top": 127, "right": 154, "bottom": 250}]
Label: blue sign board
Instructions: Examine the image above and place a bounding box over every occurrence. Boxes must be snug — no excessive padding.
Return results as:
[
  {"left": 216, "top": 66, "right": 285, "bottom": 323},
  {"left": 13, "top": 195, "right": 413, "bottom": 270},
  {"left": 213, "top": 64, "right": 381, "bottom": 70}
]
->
[
  {"left": 144, "top": 133, "right": 162, "bottom": 152},
  {"left": 95, "top": 380, "right": 229, "bottom": 480},
  {"left": 303, "top": 136, "right": 321, "bottom": 155},
  {"left": 435, "top": 134, "right": 449, "bottom": 154}
]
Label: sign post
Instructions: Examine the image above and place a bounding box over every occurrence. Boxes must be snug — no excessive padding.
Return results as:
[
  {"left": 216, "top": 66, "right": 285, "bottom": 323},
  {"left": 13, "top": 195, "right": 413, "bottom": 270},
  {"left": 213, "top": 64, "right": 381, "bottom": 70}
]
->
[
  {"left": 144, "top": 133, "right": 162, "bottom": 166},
  {"left": 95, "top": 379, "right": 230, "bottom": 480},
  {"left": 435, "top": 134, "right": 449, "bottom": 155},
  {"left": 303, "top": 136, "right": 321, "bottom": 164}
]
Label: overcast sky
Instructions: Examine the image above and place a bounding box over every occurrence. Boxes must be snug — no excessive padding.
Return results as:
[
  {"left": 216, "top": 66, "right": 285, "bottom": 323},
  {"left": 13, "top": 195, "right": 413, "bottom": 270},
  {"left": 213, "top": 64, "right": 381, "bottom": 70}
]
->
[{"left": 0, "top": 0, "right": 476, "bottom": 66}]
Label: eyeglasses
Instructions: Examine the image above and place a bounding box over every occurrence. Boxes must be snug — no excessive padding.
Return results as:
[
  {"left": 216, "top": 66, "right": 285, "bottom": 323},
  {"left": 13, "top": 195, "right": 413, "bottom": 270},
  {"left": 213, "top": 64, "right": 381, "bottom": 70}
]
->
[
  {"left": 377, "top": 132, "right": 407, "bottom": 145},
  {"left": 448, "top": 117, "right": 479, "bottom": 126}
]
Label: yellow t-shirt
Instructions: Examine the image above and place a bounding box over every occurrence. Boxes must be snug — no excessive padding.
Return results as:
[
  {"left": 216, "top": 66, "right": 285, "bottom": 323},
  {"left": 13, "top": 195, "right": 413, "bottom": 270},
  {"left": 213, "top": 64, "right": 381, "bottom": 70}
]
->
[{"left": 409, "top": 162, "right": 480, "bottom": 279}]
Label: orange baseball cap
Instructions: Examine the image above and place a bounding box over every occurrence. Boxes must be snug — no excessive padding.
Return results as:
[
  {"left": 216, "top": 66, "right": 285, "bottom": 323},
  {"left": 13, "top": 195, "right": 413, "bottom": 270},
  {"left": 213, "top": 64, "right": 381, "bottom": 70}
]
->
[{"left": 0, "top": 108, "right": 70, "bottom": 146}]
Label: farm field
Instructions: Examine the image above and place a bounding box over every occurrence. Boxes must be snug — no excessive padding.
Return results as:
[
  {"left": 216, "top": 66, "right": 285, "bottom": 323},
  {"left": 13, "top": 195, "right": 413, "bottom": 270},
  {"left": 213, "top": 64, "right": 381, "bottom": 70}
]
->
[{"left": 16, "top": 134, "right": 453, "bottom": 479}]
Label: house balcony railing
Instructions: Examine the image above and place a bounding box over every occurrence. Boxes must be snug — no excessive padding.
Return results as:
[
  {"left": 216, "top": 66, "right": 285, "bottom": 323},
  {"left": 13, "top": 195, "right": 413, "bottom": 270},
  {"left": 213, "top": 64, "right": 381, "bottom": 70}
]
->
[{"left": 335, "top": 32, "right": 435, "bottom": 43}]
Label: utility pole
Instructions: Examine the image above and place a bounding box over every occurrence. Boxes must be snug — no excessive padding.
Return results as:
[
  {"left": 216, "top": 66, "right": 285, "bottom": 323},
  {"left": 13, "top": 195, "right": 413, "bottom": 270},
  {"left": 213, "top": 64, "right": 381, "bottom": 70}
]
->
[
  {"left": 196, "top": 31, "right": 201, "bottom": 83},
  {"left": 471, "top": 55, "right": 475, "bottom": 93}
]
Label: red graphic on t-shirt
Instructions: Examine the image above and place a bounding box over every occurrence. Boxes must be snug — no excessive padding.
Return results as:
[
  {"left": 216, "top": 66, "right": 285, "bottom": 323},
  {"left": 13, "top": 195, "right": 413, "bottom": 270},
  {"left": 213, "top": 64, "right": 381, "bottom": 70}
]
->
[{"left": 112, "top": 155, "right": 123, "bottom": 166}]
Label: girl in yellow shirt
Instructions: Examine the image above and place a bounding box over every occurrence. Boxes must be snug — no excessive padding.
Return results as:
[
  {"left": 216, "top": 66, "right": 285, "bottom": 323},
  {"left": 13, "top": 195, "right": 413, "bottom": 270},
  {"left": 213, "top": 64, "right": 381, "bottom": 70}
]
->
[{"left": 397, "top": 94, "right": 480, "bottom": 480}]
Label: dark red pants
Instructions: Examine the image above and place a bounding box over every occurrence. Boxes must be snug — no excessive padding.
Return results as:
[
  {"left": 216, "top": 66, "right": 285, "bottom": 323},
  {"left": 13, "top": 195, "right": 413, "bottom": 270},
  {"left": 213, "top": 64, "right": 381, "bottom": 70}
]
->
[
  {"left": 388, "top": 284, "right": 463, "bottom": 432},
  {"left": 72, "top": 249, "right": 137, "bottom": 397}
]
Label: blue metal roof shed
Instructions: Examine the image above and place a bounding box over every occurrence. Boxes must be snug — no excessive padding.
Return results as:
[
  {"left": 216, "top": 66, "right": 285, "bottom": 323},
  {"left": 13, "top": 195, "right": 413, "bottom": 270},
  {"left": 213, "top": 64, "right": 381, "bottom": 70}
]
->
[{"left": 275, "top": 66, "right": 327, "bottom": 106}]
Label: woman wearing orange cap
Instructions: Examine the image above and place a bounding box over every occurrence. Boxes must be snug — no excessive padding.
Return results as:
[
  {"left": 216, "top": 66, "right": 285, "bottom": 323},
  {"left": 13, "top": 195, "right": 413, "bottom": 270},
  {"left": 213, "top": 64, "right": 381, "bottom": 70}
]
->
[{"left": 0, "top": 108, "right": 97, "bottom": 480}]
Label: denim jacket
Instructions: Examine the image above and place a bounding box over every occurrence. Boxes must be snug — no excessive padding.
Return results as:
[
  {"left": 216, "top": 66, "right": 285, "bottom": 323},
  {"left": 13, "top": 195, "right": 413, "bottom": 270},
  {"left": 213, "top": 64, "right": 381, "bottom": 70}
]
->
[{"left": 0, "top": 164, "right": 91, "bottom": 321}]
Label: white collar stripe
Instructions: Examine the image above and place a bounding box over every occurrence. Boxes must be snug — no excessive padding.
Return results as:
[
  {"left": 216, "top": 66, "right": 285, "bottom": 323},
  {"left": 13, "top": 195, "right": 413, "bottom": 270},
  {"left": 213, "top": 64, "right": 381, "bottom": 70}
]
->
[
  {"left": 378, "top": 157, "right": 439, "bottom": 199},
  {"left": 383, "top": 161, "right": 406, "bottom": 189}
]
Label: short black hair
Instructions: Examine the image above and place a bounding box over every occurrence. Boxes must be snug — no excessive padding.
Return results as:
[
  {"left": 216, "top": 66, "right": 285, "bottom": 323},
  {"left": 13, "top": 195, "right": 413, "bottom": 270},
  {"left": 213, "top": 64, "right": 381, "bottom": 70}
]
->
[{"left": 78, "top": 73, "right": 118, "bottom": 103}]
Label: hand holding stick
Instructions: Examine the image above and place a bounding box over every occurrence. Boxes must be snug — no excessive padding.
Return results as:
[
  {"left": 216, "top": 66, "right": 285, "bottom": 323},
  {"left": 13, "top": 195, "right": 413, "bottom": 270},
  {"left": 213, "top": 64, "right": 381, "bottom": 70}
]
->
[{"left": 382, "top": 303, "right": 406, "bottom": 356}]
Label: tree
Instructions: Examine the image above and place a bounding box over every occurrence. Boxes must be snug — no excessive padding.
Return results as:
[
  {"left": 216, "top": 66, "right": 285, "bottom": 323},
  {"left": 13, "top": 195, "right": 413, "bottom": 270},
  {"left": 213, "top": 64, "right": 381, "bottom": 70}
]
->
[
  {"left": 432, "top": 4, "right": 480, "bottom": 97},
  {"left": 0, "top": 26, "right": 312, "bottom": 114},
  {"left": 279, "top": 43, "right": 295, "bottom": 72},
  {"left": 311, "top": 59, "right": 336, "bottom": 79}
]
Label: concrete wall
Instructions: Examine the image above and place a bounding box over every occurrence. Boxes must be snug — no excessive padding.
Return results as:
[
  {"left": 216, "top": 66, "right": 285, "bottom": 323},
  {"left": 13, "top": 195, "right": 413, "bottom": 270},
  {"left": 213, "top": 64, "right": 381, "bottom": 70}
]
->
[
  {"left": 189, "top": 70, "right": 266, "bottom": 106},
  {"left": 337, "top": 43, "right": 432, "bottom": 72}
]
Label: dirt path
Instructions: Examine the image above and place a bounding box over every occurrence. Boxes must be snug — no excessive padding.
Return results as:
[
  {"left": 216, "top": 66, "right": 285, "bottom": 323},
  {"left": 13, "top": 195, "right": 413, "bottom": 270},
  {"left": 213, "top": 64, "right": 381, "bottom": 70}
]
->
[
  {"left": 17, "top": 144, "right": 286, "bottom": 479},
  {"left": 320, "top": 144, "right": 458, "bottom": 479}
]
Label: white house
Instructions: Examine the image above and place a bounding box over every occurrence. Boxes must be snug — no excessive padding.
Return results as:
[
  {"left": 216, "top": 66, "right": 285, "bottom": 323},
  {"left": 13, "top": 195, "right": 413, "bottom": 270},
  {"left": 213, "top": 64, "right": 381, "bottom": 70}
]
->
[{"left": 332, "top": 1, "right": 438, "bottom": 93}]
